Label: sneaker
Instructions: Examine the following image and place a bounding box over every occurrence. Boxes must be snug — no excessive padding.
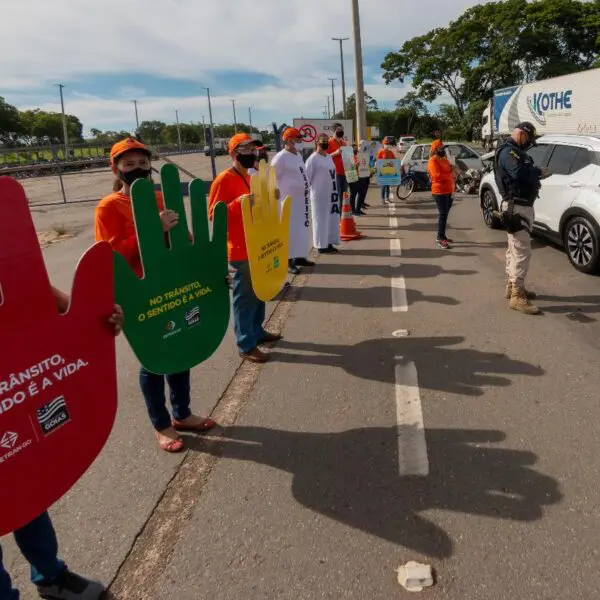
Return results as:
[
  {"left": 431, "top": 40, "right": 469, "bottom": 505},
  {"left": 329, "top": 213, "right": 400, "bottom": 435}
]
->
[
  {"left": 327, "top": 244, "right": 340, "bottom": 253},
  {"left": 444, "top": 237, "right": 454, "bottom": 243},
  {"left": 363, "top": 202, "right": 371, "bottom": 208},
  {"left": 288, "top": 259, "right": 300, "bottom": 275},
  {"left": 295, "top": 258, "right": 315, "bottom": 267},
  {"left": 436, "top": 239, "right": 450, "bottom": 249},
  {"left": 36, "top": 569, "right": 105, "bottom": 600}
]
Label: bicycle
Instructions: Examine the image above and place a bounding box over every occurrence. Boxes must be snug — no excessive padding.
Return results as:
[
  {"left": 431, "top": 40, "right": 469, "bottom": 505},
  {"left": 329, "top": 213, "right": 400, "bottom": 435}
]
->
[{"left": 395, "top": 167, "right": 431, "bottom": 200}]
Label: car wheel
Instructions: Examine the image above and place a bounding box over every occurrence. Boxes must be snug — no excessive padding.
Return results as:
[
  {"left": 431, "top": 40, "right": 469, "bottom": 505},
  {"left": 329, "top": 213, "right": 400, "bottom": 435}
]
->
[
  {"left": 481, "top": 188, "right": 501, "bottom": 229},
  {"left": 563, "top": 216, "right": 600, "bottom": 274}
]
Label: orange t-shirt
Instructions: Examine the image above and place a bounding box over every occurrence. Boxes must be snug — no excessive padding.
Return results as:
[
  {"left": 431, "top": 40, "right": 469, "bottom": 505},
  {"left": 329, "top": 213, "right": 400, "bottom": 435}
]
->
[
  {"left": 376, "top": 148, "right": 396, "bottom": 160},
  {"left": 95, "top": 190, "right": 165, "bottom": 277},
  {"left": 208, "top": 167, "right": 251, "bottom": 262},
  {"left": 427, "top": 156, "right": 455, "bottom": 195},
  {"left": 326, "top": 137, "right": 346, "bottom": 175},
  {"left": 430, "top": 139, "right": 443, "bottom": 156}
]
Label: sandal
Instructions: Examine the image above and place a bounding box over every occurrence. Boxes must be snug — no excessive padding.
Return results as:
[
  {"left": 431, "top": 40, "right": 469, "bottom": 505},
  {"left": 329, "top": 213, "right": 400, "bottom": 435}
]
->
[
  {"left": 172, "top": 417, "right": 218, "bottom": 433},
  {"left": 156, "top": 432, "right": 184, "bottom": 453}
]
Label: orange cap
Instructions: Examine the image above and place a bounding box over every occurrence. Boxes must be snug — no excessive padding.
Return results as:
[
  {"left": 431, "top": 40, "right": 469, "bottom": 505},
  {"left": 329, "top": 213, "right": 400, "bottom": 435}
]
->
[
  {"left": 110, "top": 137, "right": 151, "bottom": 164},
  {"left": 228, "top": 133, "right": 259, "bottom": 153},
  {"left": 282, "top": 127, "right": 303, "bottom": 141}
]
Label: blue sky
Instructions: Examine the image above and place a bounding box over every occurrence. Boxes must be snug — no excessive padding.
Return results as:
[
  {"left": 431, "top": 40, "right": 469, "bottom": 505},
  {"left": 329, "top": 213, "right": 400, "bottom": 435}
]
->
[{"left": 0, "top": 0, "right": 488, "bottom": 136}]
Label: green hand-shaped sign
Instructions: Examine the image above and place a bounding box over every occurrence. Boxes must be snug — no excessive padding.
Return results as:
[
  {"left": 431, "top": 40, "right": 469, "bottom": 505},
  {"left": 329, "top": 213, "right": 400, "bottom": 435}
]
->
[{"left": 114, "top": 164, "right": 229, "bottom": 375}]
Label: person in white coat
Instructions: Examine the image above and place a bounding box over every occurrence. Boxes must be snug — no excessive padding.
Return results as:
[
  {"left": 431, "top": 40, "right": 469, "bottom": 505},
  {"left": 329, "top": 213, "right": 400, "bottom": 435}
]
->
[
  {"left": 271, "top": 127, "right": 314, "bottom": 275},
  {"left": 305, "top": 134, "right": 340, "bottom": 254}
]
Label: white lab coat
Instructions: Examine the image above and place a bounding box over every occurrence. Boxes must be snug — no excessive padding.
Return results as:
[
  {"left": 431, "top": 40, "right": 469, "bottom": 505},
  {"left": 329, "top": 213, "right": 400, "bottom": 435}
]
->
[
  {"left": 270, "top": 149, "right": 311, "bottom": 259},
  {"left": 305, "top": 151, "right": 340, "bottom": 248}
]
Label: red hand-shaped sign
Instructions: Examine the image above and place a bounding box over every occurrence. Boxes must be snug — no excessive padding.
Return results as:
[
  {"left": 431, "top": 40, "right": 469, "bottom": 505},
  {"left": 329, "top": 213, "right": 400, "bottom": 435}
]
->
[{"left": 0, "top": 178, "right": 117, "bottom": 535}]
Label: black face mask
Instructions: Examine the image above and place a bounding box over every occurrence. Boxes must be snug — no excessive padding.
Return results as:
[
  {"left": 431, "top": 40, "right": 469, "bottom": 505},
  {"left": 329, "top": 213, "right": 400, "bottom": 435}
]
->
[
  {"left": 319, "top": 142, "right": 329, "bottom": 150},
  {"left": 119, "top": 167, "right": 151, "bottom": 186},
  {"left": 237, "top": 153, "right": 256, "bottom": 169},
  {"left": 336, "top": 130, "right": 344, "bottom": 138}
]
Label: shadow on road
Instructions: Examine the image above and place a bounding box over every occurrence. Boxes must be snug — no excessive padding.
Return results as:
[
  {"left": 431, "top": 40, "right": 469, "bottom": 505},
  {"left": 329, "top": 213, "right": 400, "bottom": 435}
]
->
[
  {"left": 537, "top": 293, "right": 600, "bottom": 315},
  {"left": 272, "top": 336, "right": 544, "bottom": 396},
  {"left": 297, "top": 286, "right": 459, "bottom": 308},
  {"left": 328, "top": 248, "right": 478, "bottom": 260},
  {"left": 311, "top": 263, "right": 478, "bottom": 279},
  {"left": 192, "top": 426, "right": 561, "bottom": 559}
]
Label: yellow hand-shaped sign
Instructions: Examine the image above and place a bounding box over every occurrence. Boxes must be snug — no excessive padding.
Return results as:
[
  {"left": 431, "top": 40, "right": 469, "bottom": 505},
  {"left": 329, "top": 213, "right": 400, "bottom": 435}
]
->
[{"left": 241, "top": 161, "right": 291, "bottom": 301}]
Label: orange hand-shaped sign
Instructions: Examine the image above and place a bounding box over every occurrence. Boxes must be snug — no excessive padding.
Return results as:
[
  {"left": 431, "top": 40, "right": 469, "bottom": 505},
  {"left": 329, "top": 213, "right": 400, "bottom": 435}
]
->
[{"left": 0, "top": 177, "right": 117, "bottom": 535}]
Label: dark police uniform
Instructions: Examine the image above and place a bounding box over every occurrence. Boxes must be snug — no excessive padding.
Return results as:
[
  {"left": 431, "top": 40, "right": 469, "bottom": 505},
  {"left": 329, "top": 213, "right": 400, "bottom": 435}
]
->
[{"left": 494, "top": 130, "right": 543, "bottom": 304}]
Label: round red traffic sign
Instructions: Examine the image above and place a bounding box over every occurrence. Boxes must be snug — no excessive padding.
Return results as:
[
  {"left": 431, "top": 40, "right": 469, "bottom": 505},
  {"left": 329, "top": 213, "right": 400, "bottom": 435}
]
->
[{"left": 299, "top": 124, "right": 318, "bottom": 143}]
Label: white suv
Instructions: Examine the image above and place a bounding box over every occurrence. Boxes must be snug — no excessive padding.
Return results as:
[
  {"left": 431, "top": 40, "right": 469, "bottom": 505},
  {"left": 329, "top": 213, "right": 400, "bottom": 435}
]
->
[{"left": 479, "top": 134, "right": 600, "bottom": 274}]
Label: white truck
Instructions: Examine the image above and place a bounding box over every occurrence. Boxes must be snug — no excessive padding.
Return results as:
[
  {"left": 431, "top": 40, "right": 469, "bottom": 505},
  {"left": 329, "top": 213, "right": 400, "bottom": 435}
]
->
[{"left": 481, "top": 67, "right": 600, "bottom": 150}]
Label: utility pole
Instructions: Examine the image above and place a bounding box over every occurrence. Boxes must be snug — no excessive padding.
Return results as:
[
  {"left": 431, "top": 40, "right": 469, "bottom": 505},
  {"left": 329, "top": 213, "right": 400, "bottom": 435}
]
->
[
  {"left": 351, "top": 0, "right": 367, "bottom": 141},
  {"left": 132, "top": 100, "right": 140, "bottom": 132},
  {"left": 203, "top": 87, "right": 217, "bottom": 179},
  {"left": 332, "top": 37, "right": 349, "bottom": 119},
  {"left": 55, "top": 84, "right": 69, "bottom": 159},
  {"left": 328, "top": 77, "right": 337, "bottom": 116},
  {"left": 201, "top": 115, "right": 206, "bottom": 147},
  {"left": 248, "top": 106, "right": 253, "bottom": 132},
  {"left": 327, "top": 96, "right": 331, "bottom": 119},
  {"left": 231, "top": 99, "right": 237, "bottom": 133},
  {"left": 175, "top": 109, "right": 182, "bottom": 151}
]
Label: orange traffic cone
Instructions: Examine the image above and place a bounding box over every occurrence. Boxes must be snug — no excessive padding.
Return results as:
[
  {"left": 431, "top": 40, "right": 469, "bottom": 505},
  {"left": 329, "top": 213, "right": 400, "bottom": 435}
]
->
[{"left": 340, "top": 191, "right": 363, "bottom": 241}]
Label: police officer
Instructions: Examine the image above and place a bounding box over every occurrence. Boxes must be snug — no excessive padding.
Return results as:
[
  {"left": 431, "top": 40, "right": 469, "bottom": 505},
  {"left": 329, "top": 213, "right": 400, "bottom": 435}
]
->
[{"left": 494, "top": 122, "right": 551, "bottom": 315}]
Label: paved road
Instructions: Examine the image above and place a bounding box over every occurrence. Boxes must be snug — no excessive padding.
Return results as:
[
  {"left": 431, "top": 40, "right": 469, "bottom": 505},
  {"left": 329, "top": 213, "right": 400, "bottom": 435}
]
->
[{"left": 4, "top": 186, "right": 600, "bottom": 599}]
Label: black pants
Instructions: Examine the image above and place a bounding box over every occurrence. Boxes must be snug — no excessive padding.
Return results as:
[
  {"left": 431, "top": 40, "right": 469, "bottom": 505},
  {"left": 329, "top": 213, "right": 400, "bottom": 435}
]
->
[
  {"left": 349, "top": 177, "right": 370, "bottom": 213},
  {"left": 433, "top": 194, "right": 454, "bottom": 240}
]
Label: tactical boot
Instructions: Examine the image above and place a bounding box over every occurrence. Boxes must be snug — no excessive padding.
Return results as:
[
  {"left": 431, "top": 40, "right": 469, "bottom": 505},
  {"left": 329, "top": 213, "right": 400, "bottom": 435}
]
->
[
  {"left": 509, "top": 286, "right": 540, "bottom": 315},
  {"left": 505, "top": 281, "right": 537, "bottom": 300}
]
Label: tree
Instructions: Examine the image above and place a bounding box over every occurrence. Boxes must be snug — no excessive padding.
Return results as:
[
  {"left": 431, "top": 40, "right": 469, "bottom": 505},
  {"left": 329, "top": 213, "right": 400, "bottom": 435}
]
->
[
  {"left": 333, "top": 92, "right": 378, "bottom": 122},
  {"left": 395, "top": 92, "right": 428, "bottom": 133},
  {"left": 137, "top": 120, "right": 166, "bottom": 146},
  {"left": 0, "top": 97, "right": 22, "bottom": 145}
]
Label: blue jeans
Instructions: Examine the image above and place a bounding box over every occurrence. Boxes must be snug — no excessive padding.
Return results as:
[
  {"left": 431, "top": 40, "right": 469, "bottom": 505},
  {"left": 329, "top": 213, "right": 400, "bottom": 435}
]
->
[
  {"left": 380, "top": 185, "right": 390, "bottom": 201},
  {"left": 230, "top": 260, "right": 266, "bottom": 353},
  {"left": 433, "top": 194, "right": 454, "bottom": 240},
  {"left": 336, "top": 174, "right": 347, "bottom": 213},
  {"left": 139, "top": 368, "right": 191, "bottom": 431},
  {"left": 0, "top": 512, "right": 65, "bottom": 599}
]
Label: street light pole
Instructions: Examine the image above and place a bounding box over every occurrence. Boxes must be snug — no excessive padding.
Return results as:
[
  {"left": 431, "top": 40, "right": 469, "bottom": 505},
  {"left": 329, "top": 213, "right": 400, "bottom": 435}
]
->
[
  {"left": 203, "top": 87, "right": 217, "bottom": 179},
  {"left": 132, "top": 100, "right": 140, "bottom": 132},
  {"left": 231, "top": 99, "right": 237, "bottom": 133},
  {"left": 55, "top": 84, "right": 69, "bottom": 159},
  {"left": 332, "top": 37, "right": 349, "bottom": 119},
  {"left": 175, "top": 109, "right": 182, "bottom": 151},
  {"left": 328, "top": 77, "right": 337, "bottom": 116},
  {"left": 248, "top": 106, "right": 253, "bottom": 132},
  {"left": 201, "top": 115, "right": 206, "bottom": 146},
  {"left": 351, "top": 0, "right": 367, "bottom": 141},
  {"left": 327, "top": 96, "right": 331, "bottom": 119}
]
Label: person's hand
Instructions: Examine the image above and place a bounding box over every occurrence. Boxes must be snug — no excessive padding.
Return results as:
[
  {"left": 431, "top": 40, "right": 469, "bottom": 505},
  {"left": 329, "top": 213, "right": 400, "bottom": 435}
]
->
[
  {"left": 114, "top": 165, "right": 230, "bottom": 374},
  {"left": 159, "top": 209, "right": 179, "bottom": 232},
  {"left": 108, "top": 304, "right": 124, "bottom": 336},
  {"left": 332, "top": 149, "right": 341, "bottom": 157},
  {"left": 238, "top": 193, "right": 255, "bottom": 207},
  {"left": 540, "top": 167, "right": 552, "bottom": 179},
  {"left": 241, "top": 161, "right": 291, "bottom": 302}
]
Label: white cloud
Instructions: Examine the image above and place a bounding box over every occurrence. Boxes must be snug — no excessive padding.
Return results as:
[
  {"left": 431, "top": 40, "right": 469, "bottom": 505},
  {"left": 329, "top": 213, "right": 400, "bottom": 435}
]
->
[{"left": 1, "top": 0, "right": 489, "bottom": 131}]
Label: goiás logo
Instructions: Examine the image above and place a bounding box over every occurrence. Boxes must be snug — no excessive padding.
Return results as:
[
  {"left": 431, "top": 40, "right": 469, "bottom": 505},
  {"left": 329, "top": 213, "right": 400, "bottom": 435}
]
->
[
  {"left": 0, "top": 431, "right": 33, "bottom": 464},
  {"left": 163, "top": 319, "right": 182, "bottom": 340},
  {"left": 184, "top": 306, "right": 200, "bottom": 328},
  {"left": 36, "top": 396, "right": 70, "bottom": 436},
  {"left": 527, "top": 89, "right": 572, "bottom": 126}
]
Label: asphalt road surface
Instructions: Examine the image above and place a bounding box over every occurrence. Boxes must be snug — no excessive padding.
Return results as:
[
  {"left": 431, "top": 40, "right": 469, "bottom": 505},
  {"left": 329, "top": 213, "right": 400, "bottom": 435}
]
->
[{"left": 3, "top": 186, "right": 600, "bottom": 599}]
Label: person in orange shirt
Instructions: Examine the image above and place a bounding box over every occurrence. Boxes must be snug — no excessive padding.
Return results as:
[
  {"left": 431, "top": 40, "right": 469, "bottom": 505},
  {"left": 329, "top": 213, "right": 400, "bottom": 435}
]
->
[
  {"left": 326, "top": 123, "right": 347, "bottom": 214},
  {"left": 208, "top": 133, "right": 281, "bottom": 364},
  {"left": 427, "top": 144, "right": 456, "bottom": 249},
  {"left": 95, "top": 138, "right": 217, "bottom": 453},
  {"left": 376, "top": 137, "right": 396, "bottom": 205},
  {"left": 430, "top": 130, "right": 443, "bottom": 156}
]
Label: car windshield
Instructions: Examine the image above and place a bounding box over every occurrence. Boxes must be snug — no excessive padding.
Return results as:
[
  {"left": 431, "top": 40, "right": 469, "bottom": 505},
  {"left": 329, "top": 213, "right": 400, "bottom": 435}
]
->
[{"left": 402, "top": 137, "right": 416, "bottom": 142}]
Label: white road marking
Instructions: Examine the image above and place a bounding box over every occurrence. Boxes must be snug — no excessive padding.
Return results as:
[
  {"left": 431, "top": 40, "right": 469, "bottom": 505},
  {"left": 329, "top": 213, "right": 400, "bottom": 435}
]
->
[
  {"left": 391, "top": 273, "right": 408, "bottom": 312},
  {"left": 394, "top": 357, "right": 429, "bottom": 476},
  {"left": 390, "top": 238, "right": 402, "bottom": 257},
  {"left": 389, "top": 217, "right": 399, "bottom": 229}
]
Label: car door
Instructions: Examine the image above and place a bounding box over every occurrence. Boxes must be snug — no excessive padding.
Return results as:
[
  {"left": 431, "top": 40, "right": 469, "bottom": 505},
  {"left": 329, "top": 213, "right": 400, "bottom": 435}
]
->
[
  {"left": 403, "top": 144, "right": 424, "bottom": 171},
  {"left": 536, "top": 144, "right": 595, "bottom": 232}
]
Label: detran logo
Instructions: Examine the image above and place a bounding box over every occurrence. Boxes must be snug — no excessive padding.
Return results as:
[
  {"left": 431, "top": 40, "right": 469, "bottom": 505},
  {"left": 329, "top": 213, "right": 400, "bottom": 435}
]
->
[{"left": 527, "top": 89, "right": 572, "bottom": 125}]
